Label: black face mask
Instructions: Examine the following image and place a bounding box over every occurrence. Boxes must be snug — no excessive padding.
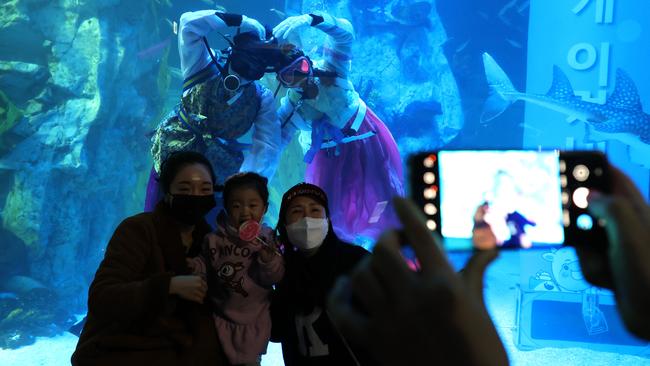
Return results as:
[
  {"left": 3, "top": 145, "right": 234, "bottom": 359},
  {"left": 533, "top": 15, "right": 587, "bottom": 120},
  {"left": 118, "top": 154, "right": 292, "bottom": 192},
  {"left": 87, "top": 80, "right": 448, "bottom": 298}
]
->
[{"left": 167, "top": 194, "right": 216, "bottom": 225}]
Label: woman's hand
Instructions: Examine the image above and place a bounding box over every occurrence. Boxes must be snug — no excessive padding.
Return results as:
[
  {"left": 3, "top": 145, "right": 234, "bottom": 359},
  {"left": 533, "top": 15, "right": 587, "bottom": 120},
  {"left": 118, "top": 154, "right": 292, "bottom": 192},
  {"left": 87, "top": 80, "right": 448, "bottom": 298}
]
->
[
  {"left": 328, "top": 197, "right": 509, "bottom": 366},
  {"left": 240, "top": 15, "right": 266, "bottom": 40},
  {"left": 169, "top": 275, "right": 207, "bottom": 303},
  {"left": 273, "top": 14, "right": 313, "bottom": 41},
  {"left": 581, "top": 165, "right": 650, "bottom": 339},
  {"left": 472, "top": 203, "right": 498, "bottom": 250}
]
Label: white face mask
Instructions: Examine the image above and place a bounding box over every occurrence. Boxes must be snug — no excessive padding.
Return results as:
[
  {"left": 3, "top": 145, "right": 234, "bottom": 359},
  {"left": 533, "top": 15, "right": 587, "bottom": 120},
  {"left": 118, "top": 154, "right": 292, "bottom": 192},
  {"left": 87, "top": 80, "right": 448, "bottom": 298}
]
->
[{"left": 286, "top": 217, "right": 329, "bottom": 250}]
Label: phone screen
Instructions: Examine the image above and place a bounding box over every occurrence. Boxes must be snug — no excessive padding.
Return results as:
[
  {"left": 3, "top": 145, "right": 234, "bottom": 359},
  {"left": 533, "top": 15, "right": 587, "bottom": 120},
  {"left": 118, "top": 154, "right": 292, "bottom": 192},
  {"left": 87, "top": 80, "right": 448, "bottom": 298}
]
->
[
  {"left": 408, "top": 150, "right": 584, "bottom": 251},
  {"left": 436, "top": 150, "right": 564, "bottom": 250}
]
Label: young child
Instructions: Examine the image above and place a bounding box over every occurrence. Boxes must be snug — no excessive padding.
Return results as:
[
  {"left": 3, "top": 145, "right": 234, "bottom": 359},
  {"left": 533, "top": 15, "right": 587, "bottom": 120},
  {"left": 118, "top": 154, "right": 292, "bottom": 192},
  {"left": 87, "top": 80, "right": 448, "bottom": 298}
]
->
[{"left": 190, "top": 172, "right": 284, "bottom": 365}]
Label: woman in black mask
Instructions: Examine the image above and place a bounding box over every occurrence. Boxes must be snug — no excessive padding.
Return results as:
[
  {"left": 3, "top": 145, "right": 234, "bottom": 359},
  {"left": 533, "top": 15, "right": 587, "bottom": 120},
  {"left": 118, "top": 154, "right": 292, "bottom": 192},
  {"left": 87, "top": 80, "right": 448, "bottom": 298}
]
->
[{"left": 72, "top": 151, "right": 228, "bottom": 366}]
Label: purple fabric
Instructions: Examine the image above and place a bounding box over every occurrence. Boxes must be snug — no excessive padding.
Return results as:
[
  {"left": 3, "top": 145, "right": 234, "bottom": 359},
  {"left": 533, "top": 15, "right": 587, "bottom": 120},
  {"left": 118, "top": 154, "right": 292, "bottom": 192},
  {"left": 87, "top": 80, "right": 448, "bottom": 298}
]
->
[
  {"left": 305, "top": 107, "right": 404, "bottom": 242},
  {"left": 144, "top": 167, "right": 161, "bottom": 212}
]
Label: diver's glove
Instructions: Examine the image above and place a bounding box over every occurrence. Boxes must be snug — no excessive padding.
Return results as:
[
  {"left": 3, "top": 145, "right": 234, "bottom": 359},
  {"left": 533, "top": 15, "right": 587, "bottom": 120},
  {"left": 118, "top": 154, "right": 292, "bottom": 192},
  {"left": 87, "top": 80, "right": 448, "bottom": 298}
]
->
[
  {"left": 214, "top": 12, "right": 265, "bottom": 40},
  {"left": 240, "top": 15, "right": 266, "bottom": 40},
  {"left": 273, "top": 14, "right": 318, "bottom": 41}
]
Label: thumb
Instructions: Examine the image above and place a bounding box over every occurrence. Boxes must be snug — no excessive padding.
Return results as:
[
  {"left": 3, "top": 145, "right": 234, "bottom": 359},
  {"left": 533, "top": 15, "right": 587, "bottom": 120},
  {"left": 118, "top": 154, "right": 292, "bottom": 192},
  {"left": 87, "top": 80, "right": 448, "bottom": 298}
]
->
[
  {"left": 461, "top": 249, "right": 498, "bottom": 305},
  {"left": 256, "top": 24, "right": 265, "bottom": 40},
  {"left": 586, "top": 192, "right": 612, "bottom": 220}
]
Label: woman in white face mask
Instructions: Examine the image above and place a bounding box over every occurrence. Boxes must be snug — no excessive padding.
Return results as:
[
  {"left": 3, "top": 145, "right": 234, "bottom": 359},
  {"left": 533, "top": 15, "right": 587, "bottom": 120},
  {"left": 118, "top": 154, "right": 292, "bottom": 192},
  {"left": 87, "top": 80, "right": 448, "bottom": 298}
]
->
[{"left": 270, "top": 183, "right": 376, "bottom": 365}]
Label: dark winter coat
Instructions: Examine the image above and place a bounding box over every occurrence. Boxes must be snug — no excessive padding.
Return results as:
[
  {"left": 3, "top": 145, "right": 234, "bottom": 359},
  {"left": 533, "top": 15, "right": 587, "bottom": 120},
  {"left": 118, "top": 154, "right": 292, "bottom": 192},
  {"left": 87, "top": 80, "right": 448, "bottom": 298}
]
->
[
  {"left": 270, "top": 233, "right": 375, "bottom": 365},
  {"left": 71, "top": 202, "right": 228, "bottom": 366}
]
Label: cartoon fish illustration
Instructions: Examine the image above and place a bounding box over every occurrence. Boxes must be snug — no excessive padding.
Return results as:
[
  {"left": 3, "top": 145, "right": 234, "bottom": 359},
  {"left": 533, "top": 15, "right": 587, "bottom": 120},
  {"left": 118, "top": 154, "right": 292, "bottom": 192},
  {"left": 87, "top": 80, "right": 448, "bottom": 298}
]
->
[{"left": 482, "top": 52, "right": 650, "bottom": 167}]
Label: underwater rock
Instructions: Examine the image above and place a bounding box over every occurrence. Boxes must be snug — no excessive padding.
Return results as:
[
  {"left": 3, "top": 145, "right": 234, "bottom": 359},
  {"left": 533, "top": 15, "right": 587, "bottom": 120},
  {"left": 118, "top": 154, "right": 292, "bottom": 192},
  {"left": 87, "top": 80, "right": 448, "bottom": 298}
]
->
[
  {"left": 0, "top": 226, "right": 29, "bottom": 283},
  {"left": 0, "top": 61, "right": 48, "bottom": 105},
  {"left": 0, "top": 0, "right": 47, "bottom": 64},
  {"left": 2, "top": 173, "right": 43, "bottom": 251},
  {"left": 0, "top": 90, "right": 23, "bottom": 138},
  {"left": 48, "top": 18, "right": 101, "bottom": 97},
  {"left": 391, "top": 98, "right": 443, "bottom": 138},
  {"left": 399, "top": 31, "right": 435, "bottom": 82},
  {"left": 360, "top": 0, "right": 432, "bottom": 29},
  {"left": 0, "top": 0, "right": 174, "bottom": 316}
]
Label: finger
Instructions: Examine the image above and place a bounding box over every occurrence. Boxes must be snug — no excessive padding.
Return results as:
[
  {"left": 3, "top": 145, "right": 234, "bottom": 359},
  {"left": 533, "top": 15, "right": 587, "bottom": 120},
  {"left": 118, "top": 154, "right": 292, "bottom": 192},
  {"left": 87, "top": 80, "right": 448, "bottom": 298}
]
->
[
  {"left": 371, "top": 231, "right": 413, "bottom": 298},
  {"left": 589, "top": 195, "right": 647, "bottom": 257},
  {"left": 393, "top": 197, "right": 452, "bottom": 277},
  {"left": 278, "top": 26, "right": 291, "bottom": 41},
  {"left": 573, "top": 245, "right": 614, "bottom": 289},
  {"left": 279, "top": 20, "right": 298, "bottom": 39},
  {"left": 326, "top": 277, "right": 370, "bottom": 349},
  {"left": 461, "top": 249, "right": 498, "bottom": 304},
  {"left": 349, "top": 257, "right": 388, "bottom": 314},
  {"left": 190, "top": 291, "right": 203, "bottom": 303},
  {"left": 286, "top": 24, "right": 299, "bottom": 38},
  {"left": 609, "top": 164, "right": 646, "bottom": 204},
  {"left": 256, "top": 25, "right": 265, "bottom": 40},
  {"left": 607, "top": 165, "right": 650, "bottom": 221},
  {"left": 273, "top": 23, "right": 289, "bottom": 40}
]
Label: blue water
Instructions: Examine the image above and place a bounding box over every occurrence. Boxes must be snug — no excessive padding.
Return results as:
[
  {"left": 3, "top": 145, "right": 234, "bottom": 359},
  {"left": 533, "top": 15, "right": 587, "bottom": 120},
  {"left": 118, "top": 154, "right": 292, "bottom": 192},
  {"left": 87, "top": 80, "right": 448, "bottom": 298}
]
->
[{"left": 1, "top": 0, "right": 649, "bottom": 364}]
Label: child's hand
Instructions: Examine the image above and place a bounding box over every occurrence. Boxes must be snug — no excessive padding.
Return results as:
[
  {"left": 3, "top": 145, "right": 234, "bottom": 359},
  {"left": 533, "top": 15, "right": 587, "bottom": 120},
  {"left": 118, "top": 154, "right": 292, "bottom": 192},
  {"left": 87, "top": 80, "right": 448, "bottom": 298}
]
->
[{"left": 259, "top": 241, "right": 279, "bottom": 263}]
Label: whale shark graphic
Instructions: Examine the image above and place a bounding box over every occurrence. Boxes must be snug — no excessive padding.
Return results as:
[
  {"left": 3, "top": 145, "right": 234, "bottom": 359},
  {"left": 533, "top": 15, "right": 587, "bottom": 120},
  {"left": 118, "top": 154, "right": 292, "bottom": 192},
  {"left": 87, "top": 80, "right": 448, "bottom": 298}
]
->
[{"left": 481, "top": 52, "right": 650, "bottom": 167}]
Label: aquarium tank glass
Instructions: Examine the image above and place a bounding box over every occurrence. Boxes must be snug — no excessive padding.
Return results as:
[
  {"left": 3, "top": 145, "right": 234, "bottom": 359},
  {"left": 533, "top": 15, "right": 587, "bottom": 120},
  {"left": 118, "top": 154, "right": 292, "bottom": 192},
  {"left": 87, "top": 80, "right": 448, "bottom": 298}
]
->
[{"left": 0, "top": 0, "right": 649, "bottom": 365}]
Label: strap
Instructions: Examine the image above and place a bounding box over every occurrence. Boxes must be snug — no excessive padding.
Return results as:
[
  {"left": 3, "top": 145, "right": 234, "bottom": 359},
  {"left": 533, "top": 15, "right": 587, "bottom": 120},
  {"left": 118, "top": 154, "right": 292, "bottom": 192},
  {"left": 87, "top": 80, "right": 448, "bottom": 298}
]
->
[
  {"left": 177, "top": 104, "right": 202, "bottom": 135},
  {"left": 320, "top": 131, "right": 375, "bottom": 149},
  {"left": 182, "top": 62, "right": 218, "bottom": 93},
  {"left": 350, "top": 99, "right": 367, "bottom": 132},
  {"left": 281, "top": 99, "right": 304, "bottom": 129}
]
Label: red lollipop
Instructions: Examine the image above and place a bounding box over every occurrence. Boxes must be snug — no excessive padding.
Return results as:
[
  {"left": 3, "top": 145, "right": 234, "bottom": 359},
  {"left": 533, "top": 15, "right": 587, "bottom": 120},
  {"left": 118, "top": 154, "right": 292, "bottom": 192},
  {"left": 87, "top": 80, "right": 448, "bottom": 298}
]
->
[
  {"left": 239, "top": 220, "right": 261, "bottom": 242},
  {"left": 238, "top": 220, "right": 280, "bottom": 256}
]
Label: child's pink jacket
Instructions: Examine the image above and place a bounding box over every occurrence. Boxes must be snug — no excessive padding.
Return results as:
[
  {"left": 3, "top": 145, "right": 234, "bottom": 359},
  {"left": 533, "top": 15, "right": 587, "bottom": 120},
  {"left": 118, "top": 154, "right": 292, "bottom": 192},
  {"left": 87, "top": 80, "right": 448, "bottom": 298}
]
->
[{"left": 191, "top": 213, "right": 284, "bottom": 364}]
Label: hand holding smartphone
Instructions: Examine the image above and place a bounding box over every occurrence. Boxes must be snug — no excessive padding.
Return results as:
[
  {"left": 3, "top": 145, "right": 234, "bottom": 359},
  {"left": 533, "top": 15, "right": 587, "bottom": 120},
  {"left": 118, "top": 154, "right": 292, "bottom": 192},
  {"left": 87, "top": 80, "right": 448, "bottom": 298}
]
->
[{"left": 408, "top": 150, "right": 610, "bottom": 251}]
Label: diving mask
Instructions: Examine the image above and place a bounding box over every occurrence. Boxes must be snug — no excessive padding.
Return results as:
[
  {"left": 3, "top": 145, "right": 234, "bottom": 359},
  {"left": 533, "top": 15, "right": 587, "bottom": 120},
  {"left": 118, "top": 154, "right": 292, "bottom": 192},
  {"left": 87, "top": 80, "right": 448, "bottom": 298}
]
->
[{"left": 278, "top": 56, "right": 313, "bottom": 87}]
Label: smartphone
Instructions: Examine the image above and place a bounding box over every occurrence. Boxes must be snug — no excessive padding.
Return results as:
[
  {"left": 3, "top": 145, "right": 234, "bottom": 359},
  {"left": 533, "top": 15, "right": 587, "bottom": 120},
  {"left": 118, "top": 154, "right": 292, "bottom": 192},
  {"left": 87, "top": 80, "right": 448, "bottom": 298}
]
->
[{"left": 408, "top": 150, "right": 610, "bottom": 251}]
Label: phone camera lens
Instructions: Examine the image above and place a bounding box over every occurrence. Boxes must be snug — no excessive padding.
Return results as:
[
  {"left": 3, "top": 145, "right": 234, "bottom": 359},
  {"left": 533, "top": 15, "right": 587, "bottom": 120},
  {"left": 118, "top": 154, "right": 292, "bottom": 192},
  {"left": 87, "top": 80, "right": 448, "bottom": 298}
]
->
[
  {"left": 423, "top": 155, "right": 436, "bottom": 168},
  {"left": 573, "top": 165, "right": 590, "bottom": 182},
  {"left": 423, "top": 172, "right": 436, "bottom": 184},
  {"left": 423, "top": 187, "right": 437, "bottom": 199},
  {"left": 424, "top": 203, "right": 438, "bottom": 215},
  {"left": 576, "top": 214, "right": 593, "bottom": 230},
  {"left": 572, "top": 187, "right": 590, "bottom": 209},
  {"left": 594, "top": 167, "right": 603, "bottom": 176}
]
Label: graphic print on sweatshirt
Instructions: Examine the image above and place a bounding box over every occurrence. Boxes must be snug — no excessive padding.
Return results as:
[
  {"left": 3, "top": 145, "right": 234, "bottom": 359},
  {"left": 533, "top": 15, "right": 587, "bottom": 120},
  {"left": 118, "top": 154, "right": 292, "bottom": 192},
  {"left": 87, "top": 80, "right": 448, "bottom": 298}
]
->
[{"left": 216, "top": 261, "right": 249, "bottom": 297}]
